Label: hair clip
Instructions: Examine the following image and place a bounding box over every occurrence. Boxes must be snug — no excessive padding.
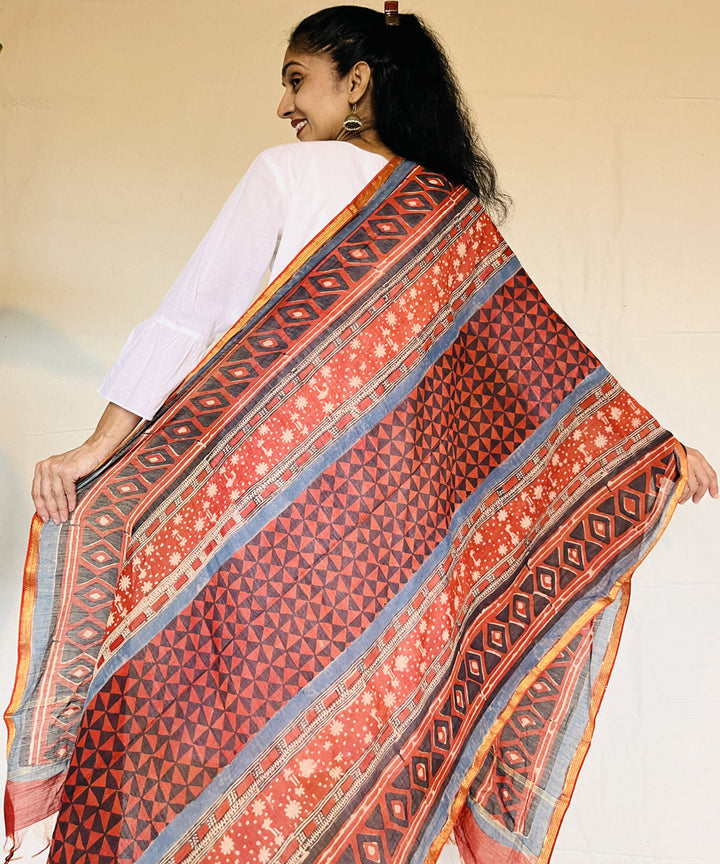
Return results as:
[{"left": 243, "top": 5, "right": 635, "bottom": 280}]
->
[{"left": 384, "top": 1, "right": 400, "bottom": 26}]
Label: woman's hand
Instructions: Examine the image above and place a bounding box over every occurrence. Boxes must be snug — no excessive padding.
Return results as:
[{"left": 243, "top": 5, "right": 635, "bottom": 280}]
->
[
  {"left": 679, "top": 447, "right": 719, "bottom": 504},
  {"left": 33, "top": 442, "right": 109, "bottom": 525},
  {"left": 32, "top": 403, "right": 141, "bottom": 525}
]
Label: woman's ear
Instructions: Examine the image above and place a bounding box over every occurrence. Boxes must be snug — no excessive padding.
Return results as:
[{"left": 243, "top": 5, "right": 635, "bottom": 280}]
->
[{"left": 347, "top": 61, "right": 372, "bottom": 103}]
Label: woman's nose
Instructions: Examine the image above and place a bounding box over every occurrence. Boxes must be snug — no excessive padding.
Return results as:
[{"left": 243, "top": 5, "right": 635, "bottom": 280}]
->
[{"left": 277, "top": 90, "right": 294, "bottom": 119}]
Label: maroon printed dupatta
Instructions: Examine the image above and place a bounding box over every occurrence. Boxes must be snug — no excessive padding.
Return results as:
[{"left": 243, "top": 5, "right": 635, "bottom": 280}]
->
[{"left": 5, "top": 159, "right": 684, "bottom": 864}]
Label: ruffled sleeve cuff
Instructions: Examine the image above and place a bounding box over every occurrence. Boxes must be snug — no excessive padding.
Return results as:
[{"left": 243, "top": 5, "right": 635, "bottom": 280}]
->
[{"left": 97, "top": 316, "right": 210, "bottom": 420}]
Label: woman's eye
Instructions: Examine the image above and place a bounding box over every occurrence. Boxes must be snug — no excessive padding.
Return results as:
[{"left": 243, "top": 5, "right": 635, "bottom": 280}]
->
[{"left": 290, "top": 77, "right": 302, "bottom": 91}]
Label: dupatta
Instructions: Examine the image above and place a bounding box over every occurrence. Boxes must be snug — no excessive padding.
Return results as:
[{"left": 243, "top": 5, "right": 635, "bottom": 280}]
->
[{"left": 5, "top": 159, "right": 684, "bottom": 864}]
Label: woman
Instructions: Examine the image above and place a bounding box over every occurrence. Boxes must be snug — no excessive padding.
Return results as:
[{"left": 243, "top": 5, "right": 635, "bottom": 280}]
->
[{"left": 6, "top": 5, "right": 716, "bottom": 864}]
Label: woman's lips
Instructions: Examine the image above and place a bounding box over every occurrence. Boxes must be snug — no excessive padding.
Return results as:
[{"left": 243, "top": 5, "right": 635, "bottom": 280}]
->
[{"left": 291, "top": 119, "right": 308, "bottom": 137}]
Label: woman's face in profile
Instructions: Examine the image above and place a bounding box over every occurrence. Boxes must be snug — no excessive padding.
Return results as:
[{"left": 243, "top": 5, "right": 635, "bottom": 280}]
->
[{"left": 277, "top": 49, "right": 353, "bottom": 142}]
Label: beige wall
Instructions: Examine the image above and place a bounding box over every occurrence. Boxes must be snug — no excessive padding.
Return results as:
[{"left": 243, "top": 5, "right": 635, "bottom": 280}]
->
[{"left": 1, "top": 2, "right": 718, "bottom": 862}]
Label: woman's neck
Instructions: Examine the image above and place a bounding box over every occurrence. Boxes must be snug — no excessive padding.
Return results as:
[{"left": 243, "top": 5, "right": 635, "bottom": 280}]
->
[{"left": 336, "top": 126, "right": 396, "bottom": 160}]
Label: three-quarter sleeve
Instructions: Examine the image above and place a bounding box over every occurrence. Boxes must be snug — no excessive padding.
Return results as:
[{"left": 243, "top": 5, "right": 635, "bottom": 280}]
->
[{"left": 98, "top": 151, "right": 286, "bottom": 419}]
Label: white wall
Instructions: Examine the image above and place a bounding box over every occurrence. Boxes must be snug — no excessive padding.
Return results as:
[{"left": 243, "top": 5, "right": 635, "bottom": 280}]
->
[{"left": 1, "top": 2, "right": 717, "bottom": 862}]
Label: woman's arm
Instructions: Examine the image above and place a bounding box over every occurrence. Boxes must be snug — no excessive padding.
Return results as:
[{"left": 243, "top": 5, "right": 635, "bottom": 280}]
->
[
  {"left": 98, "top": 149, "right": 285, "bottom": 421},
  {"left": 32, "top": 403, "right": 141, "bottom": 525},
  {"left": 32, "top": 152, "right": 288, "bottom": 524}
]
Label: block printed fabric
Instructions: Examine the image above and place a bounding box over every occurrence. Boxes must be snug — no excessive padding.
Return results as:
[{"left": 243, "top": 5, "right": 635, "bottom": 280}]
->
[{"left": 5, "top": 160, "right": 684, "bottom": 864}]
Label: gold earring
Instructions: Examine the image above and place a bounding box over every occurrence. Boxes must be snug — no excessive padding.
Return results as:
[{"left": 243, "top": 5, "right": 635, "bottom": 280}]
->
[{"left": 342, "top": 103, "right": 363, "bottom": 133}]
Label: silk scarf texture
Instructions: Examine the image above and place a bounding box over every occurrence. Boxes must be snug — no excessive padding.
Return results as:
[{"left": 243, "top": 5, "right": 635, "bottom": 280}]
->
[{"left": 5, "top": 159, "right": 685, "bottom": 864}]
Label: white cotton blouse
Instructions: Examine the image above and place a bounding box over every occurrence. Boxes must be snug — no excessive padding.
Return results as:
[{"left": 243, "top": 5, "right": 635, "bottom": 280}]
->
[{"left": 98, "top": 141, "right": 390, "bottom": 419}]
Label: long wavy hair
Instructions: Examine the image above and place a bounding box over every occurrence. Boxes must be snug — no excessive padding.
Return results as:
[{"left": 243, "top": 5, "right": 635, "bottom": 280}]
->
[{"left": 289, "top": 5, "right": 509, "bottom": 220}]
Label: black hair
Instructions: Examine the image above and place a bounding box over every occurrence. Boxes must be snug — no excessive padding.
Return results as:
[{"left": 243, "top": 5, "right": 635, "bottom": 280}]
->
[{"left": 289, "top": 5, "right": 509, "bottom": 220}]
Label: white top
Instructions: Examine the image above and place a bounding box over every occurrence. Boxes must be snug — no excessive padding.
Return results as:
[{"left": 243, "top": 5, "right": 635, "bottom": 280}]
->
[{"left": 98, "top": 141, "right": 390, "bottom": 419}]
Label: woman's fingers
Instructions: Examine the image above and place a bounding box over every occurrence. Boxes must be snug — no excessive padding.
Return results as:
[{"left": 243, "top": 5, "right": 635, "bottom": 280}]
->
[
  {"left": 31, "top": 463, "right": 50, "bottom": 523},
  {"left": 33, "top": 456, "right": 72, "bottom": 524},
  {"left": 680, "top": 447, "right": 719, "bottom": 504},
  {"left": 32, "top": 448, "right": 99, "bottom": 524},
  {"left": 46, "top": 464, "right": 71, "bottom": 523}
]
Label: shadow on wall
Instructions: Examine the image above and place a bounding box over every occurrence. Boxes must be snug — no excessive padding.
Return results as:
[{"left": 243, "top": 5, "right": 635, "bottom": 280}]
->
[{"left": 0, "top": 306, "right": 106, "bottom": 379}]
